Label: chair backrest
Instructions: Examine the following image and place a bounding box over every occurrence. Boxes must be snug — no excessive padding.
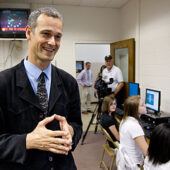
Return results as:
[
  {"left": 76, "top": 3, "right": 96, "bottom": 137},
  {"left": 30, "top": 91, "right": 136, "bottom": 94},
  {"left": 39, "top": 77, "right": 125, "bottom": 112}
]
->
[
  {"left": 100, "top": 125, "right": 119, "bottom": 149},
  {"left": 114, "top": 115, "right": 121, "bottom": 124}
]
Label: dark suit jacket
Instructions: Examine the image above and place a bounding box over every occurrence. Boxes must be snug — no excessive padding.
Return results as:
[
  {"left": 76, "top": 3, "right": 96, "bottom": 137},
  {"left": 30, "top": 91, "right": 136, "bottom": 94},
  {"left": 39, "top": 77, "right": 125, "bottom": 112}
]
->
[{"left": 0, "top": 60, "right": 82, "bottom": 170}]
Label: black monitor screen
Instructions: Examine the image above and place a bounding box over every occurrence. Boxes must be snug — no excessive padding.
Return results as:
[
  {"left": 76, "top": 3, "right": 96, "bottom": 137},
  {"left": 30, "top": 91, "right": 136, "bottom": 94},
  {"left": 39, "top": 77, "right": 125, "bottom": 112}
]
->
[
  {"left": 76, "top": 61, "right": 84, "bottom": 73},
  {"left": 129, "top": 82, "right": 140, "bottom": 96},
  {"left": 145, "top": 89, "right": 161, "bottom": 113},
  {"left": 0, "top": 8, "right": 30, "bottom": 38}
]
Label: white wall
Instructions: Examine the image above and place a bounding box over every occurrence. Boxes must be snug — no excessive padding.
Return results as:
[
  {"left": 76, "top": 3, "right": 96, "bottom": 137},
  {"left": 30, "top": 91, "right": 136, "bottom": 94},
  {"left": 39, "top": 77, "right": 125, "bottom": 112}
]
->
[
  {"left": 55, "top": 5, "right": 120, "bottom": 75},
  {"left": 0, "top": 3, "right": 30, "bottom": 71},
  {"left": 0, "top": 3, "right": 120, "bottom": 76},
  {"left": 120, "top": 0, "right": 170, "bottom": 113},
  {"left": 76, "top": 44, "right": 110, "bottom": 63},
  {"left": 120, "top": 0, "right": 140, "bottom": 80}
]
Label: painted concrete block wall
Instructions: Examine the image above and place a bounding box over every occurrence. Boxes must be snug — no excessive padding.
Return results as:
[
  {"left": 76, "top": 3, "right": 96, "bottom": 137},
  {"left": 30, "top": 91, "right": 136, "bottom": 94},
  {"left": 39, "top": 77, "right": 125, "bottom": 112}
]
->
[
  {"left": 0, "top": 3, "right": 120, "bottom": 78},
  {"left": 120, "top": 0, "right": 170, "bottom": 113},
  {"left": 140, "top": 0, "right": 170, "bottom": 112},
  {"left": 0, "top": 3, "right": 30, "bottom": 71}
]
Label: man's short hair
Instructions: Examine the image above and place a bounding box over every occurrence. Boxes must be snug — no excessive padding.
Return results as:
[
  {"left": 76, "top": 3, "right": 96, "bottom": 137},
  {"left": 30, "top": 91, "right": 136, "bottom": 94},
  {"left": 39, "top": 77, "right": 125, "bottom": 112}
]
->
[
  {"left": 105, "top": 55, "right": 112, "bottom": 61},
  {"left": 85, "top": 62, "right": 91, "bottom": 65},
  {"left": 27, "top": 7, "right": 63, "bottom": 31}
]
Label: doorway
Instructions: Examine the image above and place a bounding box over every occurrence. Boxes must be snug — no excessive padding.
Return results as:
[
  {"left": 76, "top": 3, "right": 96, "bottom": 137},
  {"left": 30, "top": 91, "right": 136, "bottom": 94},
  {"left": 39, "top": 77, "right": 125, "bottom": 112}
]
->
[
  {"left": 75, "top": 43, "right": 110, "bottom": 102},
  {"left": 110, "top": 38, "right": 135, "bottom": 103}
]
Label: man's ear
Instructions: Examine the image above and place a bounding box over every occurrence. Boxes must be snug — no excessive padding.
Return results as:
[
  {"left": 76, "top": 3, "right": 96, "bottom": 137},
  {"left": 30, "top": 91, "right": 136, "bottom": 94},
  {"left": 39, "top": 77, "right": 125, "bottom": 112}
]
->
[{"left": 25, "top": 25, "right": 32, "bottom": 40}]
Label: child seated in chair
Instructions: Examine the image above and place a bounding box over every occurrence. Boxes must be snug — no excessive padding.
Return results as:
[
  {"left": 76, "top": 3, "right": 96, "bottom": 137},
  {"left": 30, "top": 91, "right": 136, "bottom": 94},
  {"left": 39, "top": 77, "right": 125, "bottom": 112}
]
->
[
  {"left": 117, "top": 95, "right": 148, "bottom": 170},
  {"left": 100, "top": 96, "right": 120, "bottom": 148}
]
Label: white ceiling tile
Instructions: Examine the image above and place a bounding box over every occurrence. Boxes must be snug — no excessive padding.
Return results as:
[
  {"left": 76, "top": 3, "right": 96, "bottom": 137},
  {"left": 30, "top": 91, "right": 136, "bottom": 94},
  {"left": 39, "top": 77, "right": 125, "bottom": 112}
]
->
[
  {"left": 0, "top": 0, "right": 130, "bottom": 8},
  {"left": 105, "top": 0, "right": 129, "bottom": 8},
  {"left": 52, "top": 0, "right": 81, "bottom": 5},
  {"left": 0, "top": 0, "right": 29, "bottom": 3},
  {"left": 0, "top": 0, "right": 11, "bottom": 2},
  {"left": 28, "top": 0, "right": 53, "bottom": 4},
  {"left": 81, "top": 0, "right": 111, "bottom": 8}
]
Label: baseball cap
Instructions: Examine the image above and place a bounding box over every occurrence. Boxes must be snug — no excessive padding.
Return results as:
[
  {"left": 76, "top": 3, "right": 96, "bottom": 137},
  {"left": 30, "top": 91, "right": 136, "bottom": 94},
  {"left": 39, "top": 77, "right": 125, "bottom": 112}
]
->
[{"left": 105, "top": 55, "right": 112, "bottom": 61}]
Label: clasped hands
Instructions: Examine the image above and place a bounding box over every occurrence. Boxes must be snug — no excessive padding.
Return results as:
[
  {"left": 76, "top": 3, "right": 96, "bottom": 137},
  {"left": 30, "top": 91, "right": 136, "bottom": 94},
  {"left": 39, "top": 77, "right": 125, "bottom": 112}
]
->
[{"left": 26, "top": 114, "right": 73, "bottom": 155}]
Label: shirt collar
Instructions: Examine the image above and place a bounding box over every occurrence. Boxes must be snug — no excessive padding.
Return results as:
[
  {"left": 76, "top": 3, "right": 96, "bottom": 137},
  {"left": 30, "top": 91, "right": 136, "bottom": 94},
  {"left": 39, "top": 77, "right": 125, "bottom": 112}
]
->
[
  {"left": 106, "top": 65, "right": 114, "bottom": 72},
  {"left": 127, "top": 116, "right": 138, "bottom": 122},
  {"left": 24, "top": 57, "right": 51, "bottom": 80}
]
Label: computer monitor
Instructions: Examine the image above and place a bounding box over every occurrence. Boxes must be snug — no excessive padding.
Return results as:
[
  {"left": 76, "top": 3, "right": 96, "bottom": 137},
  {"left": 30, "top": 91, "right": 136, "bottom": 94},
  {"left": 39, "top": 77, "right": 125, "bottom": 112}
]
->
[
  {"left": 129, "top": 82, "right": 140, "bottom": 96},
  {"left": 0, "top": 8, "right": 30, "bottom": 39},
  {"left": 76, "top": 61, "right": 84, "bottom": 73},
  {"left": 145, "top": 89, "right": 161, "bottom": 115}
]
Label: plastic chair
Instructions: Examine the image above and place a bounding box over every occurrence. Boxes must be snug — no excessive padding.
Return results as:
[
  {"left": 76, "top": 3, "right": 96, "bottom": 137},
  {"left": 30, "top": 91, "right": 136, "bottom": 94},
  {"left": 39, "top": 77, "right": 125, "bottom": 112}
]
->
[{"left": 99, "top": 125, "right": 119, "bottom": 170}]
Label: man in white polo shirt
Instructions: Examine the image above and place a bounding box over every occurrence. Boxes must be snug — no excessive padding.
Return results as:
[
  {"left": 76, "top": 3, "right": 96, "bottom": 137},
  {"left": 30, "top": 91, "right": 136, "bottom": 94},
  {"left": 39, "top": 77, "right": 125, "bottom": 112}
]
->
[{"left": 102, "top": 55, "right": 124, "bottom": 107}]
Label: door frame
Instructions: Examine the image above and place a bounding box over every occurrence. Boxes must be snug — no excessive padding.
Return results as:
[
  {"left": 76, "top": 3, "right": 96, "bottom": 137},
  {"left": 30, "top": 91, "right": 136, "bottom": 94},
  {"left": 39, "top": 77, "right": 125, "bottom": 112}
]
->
[{"left": 110, "top": 38, "right": 135, "bottom": 101}]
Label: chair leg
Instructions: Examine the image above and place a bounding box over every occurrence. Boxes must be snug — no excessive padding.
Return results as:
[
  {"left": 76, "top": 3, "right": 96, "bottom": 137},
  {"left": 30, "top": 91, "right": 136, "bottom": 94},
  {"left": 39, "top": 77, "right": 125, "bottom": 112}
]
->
[
  {"left": 102, "top": 161, "right": 109, "bottom": 170},
  {"left": 99, "top": 149, "right": 105, "bottom": 168},
  {"left": 109, "top": 154, "right": 115, "bottom": 170},
  {"left": 99, "top": 149, "right": 109, "bottom": 170}
]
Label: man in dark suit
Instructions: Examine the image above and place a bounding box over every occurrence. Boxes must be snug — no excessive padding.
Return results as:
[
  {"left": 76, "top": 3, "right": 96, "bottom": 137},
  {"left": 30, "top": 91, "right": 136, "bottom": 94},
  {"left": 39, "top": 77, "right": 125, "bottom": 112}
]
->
[{"left": 0, "top": 7, "right": 82, "bottom": 170}]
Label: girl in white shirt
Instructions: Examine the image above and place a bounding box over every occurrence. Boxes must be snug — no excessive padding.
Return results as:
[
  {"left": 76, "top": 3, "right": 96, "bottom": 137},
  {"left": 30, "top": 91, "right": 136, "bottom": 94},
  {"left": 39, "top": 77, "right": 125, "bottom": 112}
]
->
[
  {"left": 117, "top": 96, "right": 148, "bottom": 169},
  {"left": 144, "top": 123, "right": 170, "bottom": 170}
]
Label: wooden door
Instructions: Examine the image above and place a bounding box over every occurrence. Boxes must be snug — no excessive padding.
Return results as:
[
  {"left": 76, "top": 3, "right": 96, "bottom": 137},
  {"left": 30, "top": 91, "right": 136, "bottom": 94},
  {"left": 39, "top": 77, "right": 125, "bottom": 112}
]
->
[{"left": 110, "top": 38, "right": 135, "bottom": 104}]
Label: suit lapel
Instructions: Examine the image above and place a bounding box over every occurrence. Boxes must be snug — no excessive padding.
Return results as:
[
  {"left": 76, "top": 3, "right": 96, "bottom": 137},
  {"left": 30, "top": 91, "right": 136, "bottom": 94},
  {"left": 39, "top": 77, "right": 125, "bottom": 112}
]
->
[
  {"left": 48, "top": 66, "right": 63, "bottom": 113},
  {"left": 16, "top": 61, "right": 42, "bottom": 110}
]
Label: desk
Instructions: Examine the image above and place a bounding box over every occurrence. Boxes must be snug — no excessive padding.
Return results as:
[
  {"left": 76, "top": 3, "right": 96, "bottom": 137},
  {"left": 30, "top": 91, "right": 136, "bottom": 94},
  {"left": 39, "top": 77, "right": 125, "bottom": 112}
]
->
[
  {"left": 114, "top": 109, "right": 170, "bottom": 143},
  {"left": 141, "top": 113, "right": 170, "bottom": 127},
  {"left": 141, "top": 113, "right": 170, "bottom": 139}
]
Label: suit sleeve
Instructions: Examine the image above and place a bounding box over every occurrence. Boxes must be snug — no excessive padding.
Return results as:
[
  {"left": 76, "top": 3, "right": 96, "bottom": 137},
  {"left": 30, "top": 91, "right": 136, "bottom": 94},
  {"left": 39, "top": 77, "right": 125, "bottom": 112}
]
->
[
  {"left": 67, "top": 80, "right": 82, "bottom": 151},
  {"left": 0, "top": 107, "right": 27, "bottom": 164}
]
